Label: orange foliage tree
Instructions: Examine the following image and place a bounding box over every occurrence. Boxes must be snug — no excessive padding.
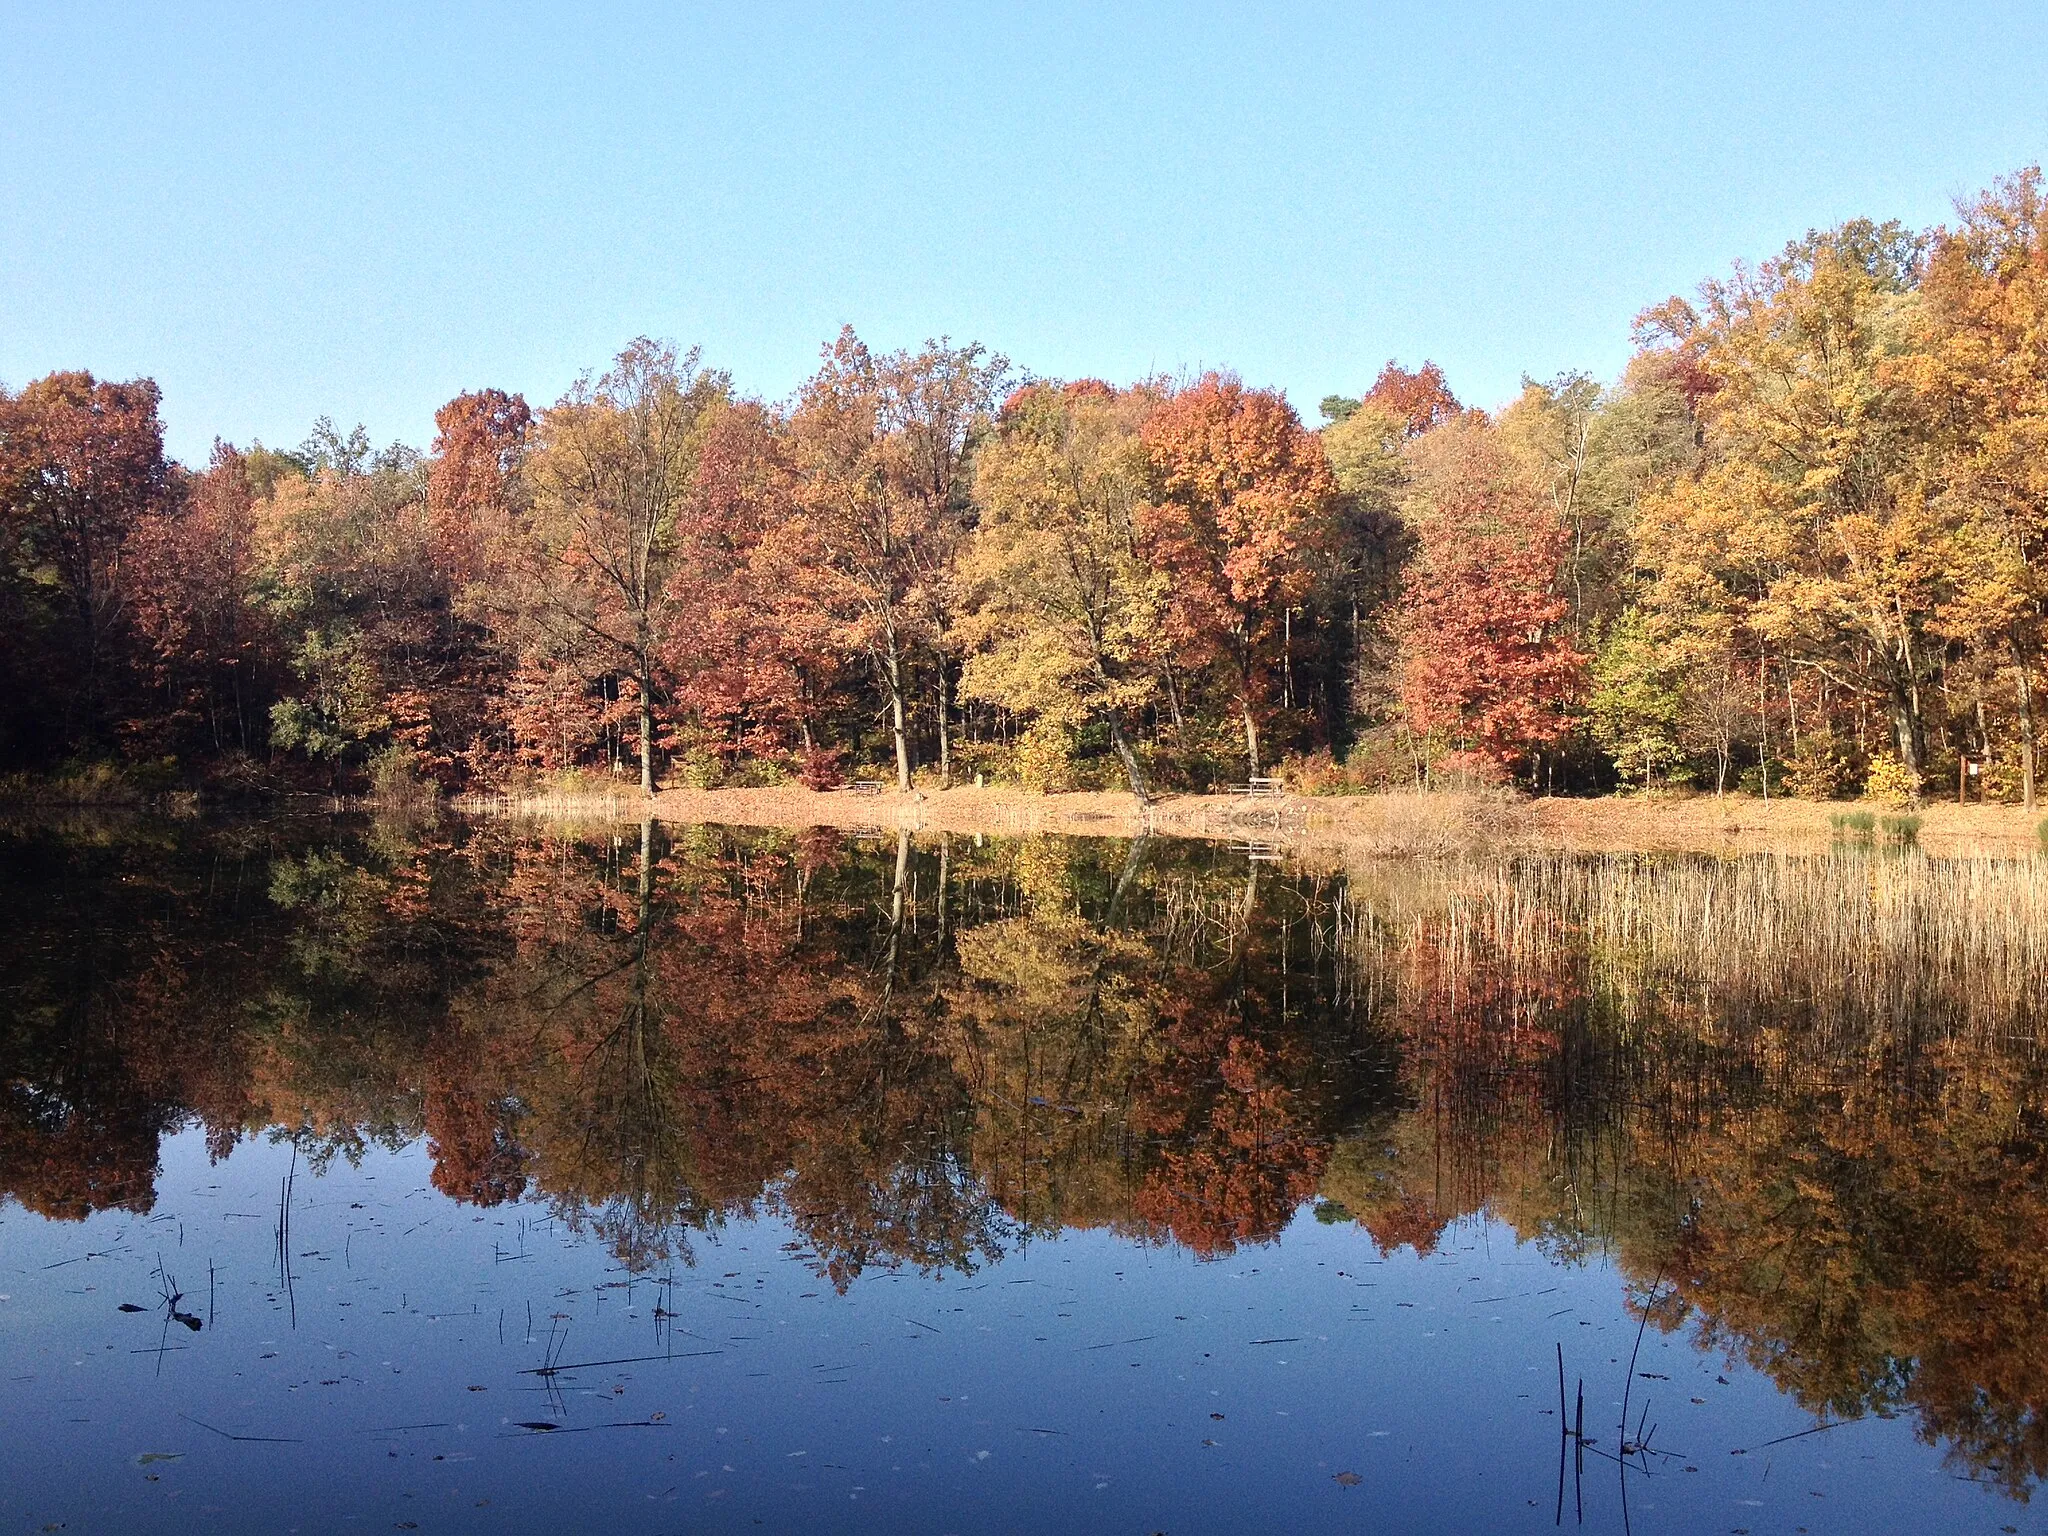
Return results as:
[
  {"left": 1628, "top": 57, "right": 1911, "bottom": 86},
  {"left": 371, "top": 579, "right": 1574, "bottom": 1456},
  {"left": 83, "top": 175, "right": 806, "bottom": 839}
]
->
[{"left": 1139, "top": 374, "right": 1337, "bottom": 774}]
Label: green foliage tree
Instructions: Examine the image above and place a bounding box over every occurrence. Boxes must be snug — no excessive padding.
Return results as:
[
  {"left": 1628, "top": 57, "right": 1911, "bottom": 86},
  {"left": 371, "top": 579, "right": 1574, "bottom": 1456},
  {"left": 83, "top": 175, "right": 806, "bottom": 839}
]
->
[{"left": 1587, "top": 608, "right": 1685, "bottom": 786}]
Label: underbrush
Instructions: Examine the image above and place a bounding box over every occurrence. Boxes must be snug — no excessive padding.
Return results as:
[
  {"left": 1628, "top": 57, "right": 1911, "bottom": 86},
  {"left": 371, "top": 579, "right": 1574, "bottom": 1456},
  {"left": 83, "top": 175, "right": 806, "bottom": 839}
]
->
[{"left": 0, "top": 759, "right": 189, "bottom": 807}]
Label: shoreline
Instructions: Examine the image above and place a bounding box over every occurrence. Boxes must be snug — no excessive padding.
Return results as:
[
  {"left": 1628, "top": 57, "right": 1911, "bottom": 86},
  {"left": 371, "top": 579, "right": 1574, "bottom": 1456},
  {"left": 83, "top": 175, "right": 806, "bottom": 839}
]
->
[{"left": 449, "top": 784, "right": 2048, "bottom": 858}]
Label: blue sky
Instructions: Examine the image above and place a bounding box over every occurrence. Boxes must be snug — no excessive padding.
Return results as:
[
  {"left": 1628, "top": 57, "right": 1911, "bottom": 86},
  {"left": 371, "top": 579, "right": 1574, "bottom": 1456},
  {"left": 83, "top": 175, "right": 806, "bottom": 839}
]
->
[{"left": 3, "top": 2, "right": 2043, "bottom": 464}]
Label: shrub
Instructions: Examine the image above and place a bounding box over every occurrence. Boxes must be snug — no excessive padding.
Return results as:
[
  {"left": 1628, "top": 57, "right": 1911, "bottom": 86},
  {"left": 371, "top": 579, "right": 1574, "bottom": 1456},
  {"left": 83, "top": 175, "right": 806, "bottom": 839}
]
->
[
  {"left": 722, "top": 756, "right": 792, "bottom": 788},
  {"left": 1342, "top": 727, "right": 1430, "bottom": 791},
  {"left": 797, "top": 746, "right": 846, "bottom": 790},
  {"left": 1014, "top": 724, "right": 1080, "bottom": 792},
  {"left": 1861, "top": 752, "right": 1921, "bottom": 808},
  {"left": 1982, "top": 756, "right": 2029, "bottom": 805},
  {"left": 1272, "top": 740, "right": 1438, "bottom": 795},
  {"left": 369, "top": 744, "right": 436, "bottom": 808},
  {"left": 1829, "top": 809, "right": 1877, "bottom": 837},
  {"left": 952, "top": 739, "right": 1018, "bottom": 787},
  {"left": 673, "top": 747, "right": 724, "bottom": 790},
  {"left": 1272, "top": 749, "right": 1361, "bottom": 796},
  {"left": 0, "top": 760, "right": 178, "bottom": 806},
  {"left": 1782, "top": 732, "right": 1854, "bottom": 800}
]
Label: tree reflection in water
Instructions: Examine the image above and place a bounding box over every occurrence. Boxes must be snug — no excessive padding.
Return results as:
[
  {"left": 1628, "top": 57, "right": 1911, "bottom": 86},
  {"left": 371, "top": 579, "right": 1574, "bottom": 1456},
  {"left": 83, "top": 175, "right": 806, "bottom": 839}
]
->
[{"left": 4, "top": 815, "right": 2047, "bottom": 1496}]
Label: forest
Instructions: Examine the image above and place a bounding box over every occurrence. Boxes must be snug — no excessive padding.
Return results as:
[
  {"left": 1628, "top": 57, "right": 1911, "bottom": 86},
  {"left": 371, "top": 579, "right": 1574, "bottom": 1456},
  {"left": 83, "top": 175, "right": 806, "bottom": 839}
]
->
[{"left": 2, "top": 166, "right": 2044, "bottom": 807}]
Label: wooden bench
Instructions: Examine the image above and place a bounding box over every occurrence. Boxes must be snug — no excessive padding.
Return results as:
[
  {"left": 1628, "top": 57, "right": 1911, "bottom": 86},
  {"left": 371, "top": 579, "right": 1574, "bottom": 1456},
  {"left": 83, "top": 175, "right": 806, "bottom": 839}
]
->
[
  {"left": 844, "top": 780, "right": 887, "bottom": 797},
  {"left": 1228, "top": 777, "right": 1286, "bottom": 798}
]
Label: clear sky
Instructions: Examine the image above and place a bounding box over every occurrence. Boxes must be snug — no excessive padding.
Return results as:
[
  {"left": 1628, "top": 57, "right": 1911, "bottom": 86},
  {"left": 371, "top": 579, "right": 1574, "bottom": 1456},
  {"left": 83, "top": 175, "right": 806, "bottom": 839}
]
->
[{"left": 3, "top": 2, "right": 2044, "bottom": 465}]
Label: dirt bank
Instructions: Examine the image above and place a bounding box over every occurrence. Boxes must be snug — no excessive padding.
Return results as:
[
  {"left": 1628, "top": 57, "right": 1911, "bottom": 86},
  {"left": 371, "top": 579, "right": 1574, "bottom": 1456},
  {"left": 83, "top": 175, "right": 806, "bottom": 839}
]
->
[{"left": 456, "top": 783, "right": 2047, "bottom": 859}]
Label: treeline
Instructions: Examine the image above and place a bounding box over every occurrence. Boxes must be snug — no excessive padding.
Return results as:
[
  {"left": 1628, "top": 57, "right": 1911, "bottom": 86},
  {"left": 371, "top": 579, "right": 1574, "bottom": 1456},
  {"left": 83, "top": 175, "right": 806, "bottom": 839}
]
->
[{"left": 2, "top": 166, "right": 2044, "bottom": 804}]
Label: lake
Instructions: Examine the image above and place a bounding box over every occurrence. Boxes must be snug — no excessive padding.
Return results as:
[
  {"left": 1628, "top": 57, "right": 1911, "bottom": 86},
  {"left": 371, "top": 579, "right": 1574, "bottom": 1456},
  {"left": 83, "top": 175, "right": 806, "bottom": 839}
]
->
[{"left": 2, "top": 813, "right": 2045, "bottom": 1534}]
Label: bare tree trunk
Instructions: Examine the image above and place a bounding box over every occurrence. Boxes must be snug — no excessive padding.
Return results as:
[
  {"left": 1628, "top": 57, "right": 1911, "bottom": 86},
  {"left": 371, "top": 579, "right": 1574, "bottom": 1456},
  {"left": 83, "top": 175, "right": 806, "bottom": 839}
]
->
[
  {"left": 1161, "top": 668, "right": 1186, "bottom": 735},
  {"left": 1240, "top": 695, "right": 1261, "bottom": 777},
  {"left": 936, "top": 666, "right": 953, "bottom": 788},
  {"left": 1108, "top": 713, "right": 1150, "bottom": 808},
  {"left": 1283, "top": 608, "right": 1294, "bottom": 711},
  {"left": 638, "top": 664, "right": 655, "bottom": 794},
  {"left": 884, "top": 632, "right": 912, "bottom": 791},
  {"left": 1756, "top": 652, "right": 1770, "bottom": 801},
  {"left": 1891, "top": 694, "right": 1925, "bottom": 789},
  {"left": 2017, "top": 653, "right": 2038, "bottom": 810}
]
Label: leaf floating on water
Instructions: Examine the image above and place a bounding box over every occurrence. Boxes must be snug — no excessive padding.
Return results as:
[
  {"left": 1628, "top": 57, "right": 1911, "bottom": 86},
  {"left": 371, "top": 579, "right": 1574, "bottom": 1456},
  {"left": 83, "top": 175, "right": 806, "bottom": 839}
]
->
[
  {"left": 117, "top": 1304, "right": 147, "bottom": 1313},
  {"left": 1333, "top": 1471, "right": 1363, "bottom": 1487},
  {"left": 135, "top": 1452, "right": 183, "bottom": 1466},
  {"left": 515, "top": 1421, "right": 560, "bottom": 1432},
  {"left": 173, "top": 1312, "right": 202, "bottom": 1332}
]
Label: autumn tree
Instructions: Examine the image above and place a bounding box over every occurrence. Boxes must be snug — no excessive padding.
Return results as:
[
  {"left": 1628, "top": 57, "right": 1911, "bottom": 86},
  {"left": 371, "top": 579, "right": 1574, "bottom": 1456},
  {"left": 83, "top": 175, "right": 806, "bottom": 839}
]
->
[
  {"left": 1323, "top": 360, "right": 1463, "bottom": 438},
  {"left": 1392, "top": 418, "right": 1586, "bottom": 776},
  {"left": 1586, "top": 607, "right": 1685, "bottom": 785},
  {"left": 125, "top": 442, "right": 271, "bottom": 754},
  {"left": 1638, "top": 223, "right": 1951, "bottom": 787},
  {"left": 428, "top": 388, "right": 531, "bottom": 587},
  {"left": 1316, "top": 365, "right": 1458, "bottom": 741},
  {"left": 1139, "top": 373, "right": 1337, "bottom": 774},
  {"left": 660, "top": 399, "right": 847, "bottom": 772},
  {"left": 249, "top": 432, "right": 443, "bottom": 779},
  {"left": 508, "top": 340, "right": 727, "bottom": 793},
  {"left": 955, "top": 381, "right": 1167, "bottom": 802},
  {"left": 786, "top": 329, "right": 1007, "bottom": 788},
  {"left": 0, "top": 371, "right": 172, "bottom": 746},
  {"left": 1910, "top": 167, "right": 2048, "bottom": 806}
]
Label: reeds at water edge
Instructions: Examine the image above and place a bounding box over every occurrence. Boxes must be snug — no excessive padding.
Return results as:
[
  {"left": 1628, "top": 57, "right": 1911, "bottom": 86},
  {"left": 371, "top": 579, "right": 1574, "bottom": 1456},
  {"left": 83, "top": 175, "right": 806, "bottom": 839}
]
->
[{"left": 1333, "top": 848, "right": 2048, "bottom": 1052}]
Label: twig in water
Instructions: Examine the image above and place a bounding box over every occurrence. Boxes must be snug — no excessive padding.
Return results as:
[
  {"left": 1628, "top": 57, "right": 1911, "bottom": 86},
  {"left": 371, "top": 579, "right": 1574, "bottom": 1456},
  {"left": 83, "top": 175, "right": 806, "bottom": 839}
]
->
[
  {"left": 178, "top": 1412, "right": 302, "bottom": 1444},
  {"left": 521, "top": 1348, "right": 723, "bottom": 1377},
  {"left": 1747, "top": 1419, "right": 1844, "bottom": 1452}
]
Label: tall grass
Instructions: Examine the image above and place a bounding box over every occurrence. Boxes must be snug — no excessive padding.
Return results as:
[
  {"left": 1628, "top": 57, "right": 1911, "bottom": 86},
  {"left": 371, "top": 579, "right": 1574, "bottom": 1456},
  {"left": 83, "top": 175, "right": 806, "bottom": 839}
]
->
[{"left": 1336, "top": 848, "right": 2048, "bottom": 1051}]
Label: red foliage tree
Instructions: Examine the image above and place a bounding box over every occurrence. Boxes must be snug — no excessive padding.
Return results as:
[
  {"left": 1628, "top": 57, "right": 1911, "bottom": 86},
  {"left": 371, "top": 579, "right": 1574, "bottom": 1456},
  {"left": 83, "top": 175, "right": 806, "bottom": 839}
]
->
[
  {"left": 0, "top": 370, "right": 172, "bottom": 741},
  {"left": 427, "top": 388, "right": 531, "bottom": 586},
  {"left": 1362, "top": 360, "right": 1463, "bottom": 437},
  {"left": 126, "top": 442, "right": 271, "bottom": 754},
  {"left": 661, "top": 401, "right": 845, "bottom": 770},
  {"left": 1392, "top": 421, "right": 1587, "bottom": 773}
]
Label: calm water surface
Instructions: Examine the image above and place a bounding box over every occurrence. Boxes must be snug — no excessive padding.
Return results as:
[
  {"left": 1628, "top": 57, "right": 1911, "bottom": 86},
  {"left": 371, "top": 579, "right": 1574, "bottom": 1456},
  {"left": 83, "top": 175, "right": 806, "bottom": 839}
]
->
[{"left": 2, "top": 814, "right": 2045, "bottom": 1535}]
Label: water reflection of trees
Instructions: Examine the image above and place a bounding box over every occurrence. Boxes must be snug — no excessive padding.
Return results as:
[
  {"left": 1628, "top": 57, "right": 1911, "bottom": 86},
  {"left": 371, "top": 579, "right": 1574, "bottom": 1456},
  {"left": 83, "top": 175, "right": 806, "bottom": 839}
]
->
[{"left": 4, "top": 821, "right": 2048, "bottom": 1494}]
